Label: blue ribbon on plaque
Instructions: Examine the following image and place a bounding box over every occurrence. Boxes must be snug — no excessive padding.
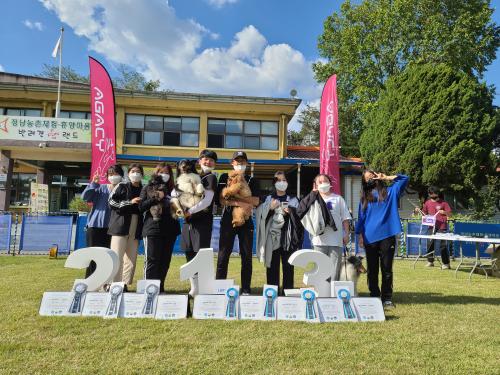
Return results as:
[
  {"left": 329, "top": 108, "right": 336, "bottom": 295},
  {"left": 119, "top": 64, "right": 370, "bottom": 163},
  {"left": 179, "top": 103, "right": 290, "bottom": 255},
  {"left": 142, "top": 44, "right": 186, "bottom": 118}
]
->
[
  {"left": 337, "top": 288, "right": 356, "bottom": 319},
  {"left": 226, "top": 287, "right": 239, "bottom": 318},
  {"left": 301, "top": 289, "right": 317, "bottom": 320},
  {"left": 264, "top": 288, "right": 277, "bottom": 318}
]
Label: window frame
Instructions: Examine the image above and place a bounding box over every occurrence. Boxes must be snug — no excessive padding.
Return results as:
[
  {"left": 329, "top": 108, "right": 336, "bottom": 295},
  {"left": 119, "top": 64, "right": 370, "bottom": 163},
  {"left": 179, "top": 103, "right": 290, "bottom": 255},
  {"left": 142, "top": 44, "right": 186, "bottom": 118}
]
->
[
  {"left": 124, "top": 114, "right": 200, "bottom": 147},
  {"left": 207, "top": 118, "right": 279, "bottom": 150}
]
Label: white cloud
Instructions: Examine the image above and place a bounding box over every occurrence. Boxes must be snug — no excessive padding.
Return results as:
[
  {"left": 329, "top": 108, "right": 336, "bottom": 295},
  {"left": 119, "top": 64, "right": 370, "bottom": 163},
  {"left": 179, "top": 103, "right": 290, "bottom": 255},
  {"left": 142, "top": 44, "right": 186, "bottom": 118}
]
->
[
  {"left": 0, "top": 64, "right": 5, "bottom": 72},
  {"left": 206, "top": 0, "right": 238, "bottom": 8},
  {"left": 23, "top": 19, "right": 44, "bottom": 31},
  {"left": 39, "top": 0, "right": 319, "bottom": 101}
]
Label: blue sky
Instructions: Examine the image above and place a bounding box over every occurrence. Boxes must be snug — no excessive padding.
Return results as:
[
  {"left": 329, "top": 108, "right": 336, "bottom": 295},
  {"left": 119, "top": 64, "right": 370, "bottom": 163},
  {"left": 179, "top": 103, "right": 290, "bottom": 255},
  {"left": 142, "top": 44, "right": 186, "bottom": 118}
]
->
[{"left": 0, "top": 0, "right": 499, "bottom": 130}]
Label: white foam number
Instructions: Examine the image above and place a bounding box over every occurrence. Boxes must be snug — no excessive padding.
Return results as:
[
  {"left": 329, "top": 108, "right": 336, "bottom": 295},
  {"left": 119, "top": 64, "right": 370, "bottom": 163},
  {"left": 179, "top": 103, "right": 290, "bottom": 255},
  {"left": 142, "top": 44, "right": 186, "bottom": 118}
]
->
[
  {"left": 179, "top": 248, "right": 215, "bottom": 295},
  {"left": 288, "top": 249, "right": 333, "bottom": 297},
  {"left": 65, "top": 247, "right": 119, "bottom": 291}
]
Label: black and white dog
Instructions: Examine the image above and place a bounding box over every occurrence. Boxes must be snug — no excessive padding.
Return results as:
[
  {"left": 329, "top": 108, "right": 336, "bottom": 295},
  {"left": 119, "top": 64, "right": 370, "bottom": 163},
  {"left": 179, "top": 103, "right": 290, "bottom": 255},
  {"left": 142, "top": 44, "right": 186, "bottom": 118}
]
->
[{"left": 339, "top": 255, "right": 366, "bottom": 296}]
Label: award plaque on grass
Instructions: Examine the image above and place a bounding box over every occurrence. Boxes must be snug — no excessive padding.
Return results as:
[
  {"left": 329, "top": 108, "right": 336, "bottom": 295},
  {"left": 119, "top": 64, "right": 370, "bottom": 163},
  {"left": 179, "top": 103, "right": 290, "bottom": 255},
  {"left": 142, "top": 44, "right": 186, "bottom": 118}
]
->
[{"left": 155, "top": 295, "right": 189, "bottom": 320}]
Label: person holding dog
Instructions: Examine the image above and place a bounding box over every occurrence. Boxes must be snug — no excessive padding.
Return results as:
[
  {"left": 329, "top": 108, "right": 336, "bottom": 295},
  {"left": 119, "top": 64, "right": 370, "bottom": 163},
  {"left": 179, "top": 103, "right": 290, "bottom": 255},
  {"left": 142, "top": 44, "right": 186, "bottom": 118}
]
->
[
  {"left": 108, "top": 163, "right": 145, "bottom": 290},
  {"left": 355, "top": 170, "right": 409, "bottom": 310},
  {"left": 81, "top": 164, "right": 124, "bottom": 278},
  {"left": 216, "top": 151, "right": 260, "bottom": 295},
  {"left": 138, "top": 163, "right": 180, "bottom": 293},
  {"left": 180, "top": 150, "right": 218, "bottom": 296},
  {"left": 297, "top": 174, "right": 351, "bottom": 282}
]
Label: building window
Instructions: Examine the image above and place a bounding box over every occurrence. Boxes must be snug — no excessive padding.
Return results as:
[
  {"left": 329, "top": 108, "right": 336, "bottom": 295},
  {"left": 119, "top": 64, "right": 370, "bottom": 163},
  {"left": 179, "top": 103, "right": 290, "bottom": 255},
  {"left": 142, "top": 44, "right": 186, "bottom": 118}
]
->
[
  {"left": 9, "top": 173, "right": 37, "bottom": 206},
  {"left": 1, "top": 108, "right": 42, "bottom": 117},
  {"left": 125, "top": 114, "right": 200, "bottom": 147},
  {"left": 58, "top": 111, "right": 91, "bottom": 119},
  {"left": 207, "top": 119, "right": 279, "bottom": 150}
]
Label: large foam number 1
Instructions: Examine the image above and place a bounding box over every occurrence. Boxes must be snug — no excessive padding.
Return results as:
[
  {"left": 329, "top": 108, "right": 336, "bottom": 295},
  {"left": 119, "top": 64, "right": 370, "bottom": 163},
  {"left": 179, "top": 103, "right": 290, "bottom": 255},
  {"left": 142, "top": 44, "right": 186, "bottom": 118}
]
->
[
  {"left": 179, "top": 248, "right": 215, "bottom": 294},
  {"left": 288, "top": 249, "right": 333, "bottom": 297},
  {"left": 65, "top": 247, "right": 119, "bottom": 291}
]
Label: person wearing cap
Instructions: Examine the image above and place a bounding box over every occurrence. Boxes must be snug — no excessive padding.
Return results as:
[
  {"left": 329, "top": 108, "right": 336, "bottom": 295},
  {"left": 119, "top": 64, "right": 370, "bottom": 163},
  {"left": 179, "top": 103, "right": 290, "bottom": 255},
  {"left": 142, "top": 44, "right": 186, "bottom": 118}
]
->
[
  {"left": 216, "top": 151, "right": 260, "bottom": 295},
  {"left": 181, "top": 149, "right": 219, "bottom": 296}
]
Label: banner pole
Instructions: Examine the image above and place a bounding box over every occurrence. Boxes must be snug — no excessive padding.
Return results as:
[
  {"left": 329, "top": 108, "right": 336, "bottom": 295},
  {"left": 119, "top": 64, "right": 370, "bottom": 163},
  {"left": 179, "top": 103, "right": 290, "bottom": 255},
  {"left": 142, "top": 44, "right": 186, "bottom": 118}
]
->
[{"left": 55, "top": 27, "right": 64, "bottom": 118}]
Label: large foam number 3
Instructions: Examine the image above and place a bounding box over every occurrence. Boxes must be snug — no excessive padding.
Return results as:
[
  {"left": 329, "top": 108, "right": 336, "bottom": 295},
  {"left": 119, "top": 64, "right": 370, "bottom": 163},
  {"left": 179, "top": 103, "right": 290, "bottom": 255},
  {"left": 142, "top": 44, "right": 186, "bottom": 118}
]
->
[
  {"left": 65, "top": 247, "right": 119, "bottom": 291},
  {"left": 288, "top": 249, "right": 333, "bottom": 297},
  {"left": 179, "top": 248, "right": 215, "bottom": 294}
]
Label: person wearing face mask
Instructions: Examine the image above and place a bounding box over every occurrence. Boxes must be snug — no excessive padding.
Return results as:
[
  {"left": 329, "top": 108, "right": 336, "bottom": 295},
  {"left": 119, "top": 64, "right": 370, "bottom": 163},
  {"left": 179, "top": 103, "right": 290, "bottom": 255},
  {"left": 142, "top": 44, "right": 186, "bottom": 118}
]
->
[
  {"left": 420, "top": 186, "right": 452, "bottom": 269},
  {"left": 256, "top": 171, "right": 303, "bottom": 293},
  {"left": 216, "top": 151, "right": 260, "bottom": 295},
  {"left": 108, "top": 163, "right": 144, "bottom": 290},
  {"left": 81, "top": 164, "right": 124, "bottom": 279},
  {"left": 138, "top": 163, "right": 180, "bottom": 293},
  {"left": 297, "top": 174, "right": 351, "bottom": 282},
  {"left": 179, "top": 150, "right": 218, "bottom": 296},
  {"left": 355, "top": 169, "right": 409, "bottom": 310}
]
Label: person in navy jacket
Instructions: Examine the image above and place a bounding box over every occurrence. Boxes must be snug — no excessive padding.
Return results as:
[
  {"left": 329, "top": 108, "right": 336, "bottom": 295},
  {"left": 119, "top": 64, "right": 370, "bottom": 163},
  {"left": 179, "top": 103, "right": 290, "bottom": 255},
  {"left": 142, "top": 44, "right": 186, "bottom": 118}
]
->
[{"left": 355, "top": 170, "right": 409, "bottom": 310}]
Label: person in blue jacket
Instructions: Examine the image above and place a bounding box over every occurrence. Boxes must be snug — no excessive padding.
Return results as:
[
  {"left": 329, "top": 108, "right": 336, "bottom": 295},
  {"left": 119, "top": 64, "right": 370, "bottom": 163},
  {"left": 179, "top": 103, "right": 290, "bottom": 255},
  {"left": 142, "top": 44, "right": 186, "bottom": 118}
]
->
[
  {"left": 81, "top": 164, "right": 124, "bottom": 278},
  {"left": 355, "top": 170, "right": 409, "bottom": 310}
]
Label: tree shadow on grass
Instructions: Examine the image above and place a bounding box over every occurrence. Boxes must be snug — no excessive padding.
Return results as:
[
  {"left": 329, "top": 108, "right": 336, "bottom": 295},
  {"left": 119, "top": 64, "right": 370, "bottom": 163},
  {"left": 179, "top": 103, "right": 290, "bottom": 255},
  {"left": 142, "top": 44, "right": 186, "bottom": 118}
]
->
[{"left": 391, "top": 292, "right": 500, "bottom": 306}]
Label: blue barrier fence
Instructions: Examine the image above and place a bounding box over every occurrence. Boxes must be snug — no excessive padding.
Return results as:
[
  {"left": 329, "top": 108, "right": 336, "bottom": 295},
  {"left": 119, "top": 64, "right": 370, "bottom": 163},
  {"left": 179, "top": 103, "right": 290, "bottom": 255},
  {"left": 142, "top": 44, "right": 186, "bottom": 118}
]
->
[
  {"left": 19, "top": 215, "right": 73, "bottom": 254},
  {"left": 0, "top": 213, "right": 12, "bottom": 252},
  {"left": 4, "top": 211, "right": 498, "bottom": 258}
]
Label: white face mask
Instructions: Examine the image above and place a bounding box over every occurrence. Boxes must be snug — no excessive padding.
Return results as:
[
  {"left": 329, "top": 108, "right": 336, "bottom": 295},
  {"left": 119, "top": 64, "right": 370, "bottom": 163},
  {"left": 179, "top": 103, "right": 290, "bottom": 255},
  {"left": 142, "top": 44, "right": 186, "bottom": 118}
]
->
[
  {"left": 129, "top": 172, "right": 142, "bottom": 183},
  {"left": 233, "top": 164, "right": 247, "bottom": 172},
  {"left": 108, "top": 175, "right": 122, "bottom": 185},
  {"left": 159, "top": 173, "right": 170, "bottom": 183},
  {"left": 318, "top": 183, "right": 331, "bottom": 193},
  {"left": 201, "top": 165, "right": 214, "bottom": 173},
  {"left": 275, "top": 181, "right": 288, "bottom": 192}
]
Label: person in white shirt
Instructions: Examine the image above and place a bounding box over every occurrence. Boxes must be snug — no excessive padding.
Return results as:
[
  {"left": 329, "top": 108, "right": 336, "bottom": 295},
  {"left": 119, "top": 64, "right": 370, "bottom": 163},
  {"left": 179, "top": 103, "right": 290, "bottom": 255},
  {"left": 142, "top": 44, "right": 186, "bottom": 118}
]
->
[{"left": 310, "top": 174, "right": 352, "bottom": 281}]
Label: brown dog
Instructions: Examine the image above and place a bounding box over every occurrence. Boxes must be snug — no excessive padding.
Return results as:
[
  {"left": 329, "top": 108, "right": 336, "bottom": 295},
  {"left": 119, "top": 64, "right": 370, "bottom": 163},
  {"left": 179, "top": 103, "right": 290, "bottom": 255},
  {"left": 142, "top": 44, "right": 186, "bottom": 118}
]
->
[{"left": 221, "top": 171, "right": 253, "bottom": 227}]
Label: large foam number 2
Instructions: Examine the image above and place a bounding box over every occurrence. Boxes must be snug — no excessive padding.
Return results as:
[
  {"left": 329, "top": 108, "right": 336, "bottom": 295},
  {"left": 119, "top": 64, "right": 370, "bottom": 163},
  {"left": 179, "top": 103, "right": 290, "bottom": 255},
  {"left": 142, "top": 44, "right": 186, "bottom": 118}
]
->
[
  {"left": 65, "top": 247, "right": 119, "bottom": 291},
  {"left": 179, "top": 248, "right": 215, "bottom": 294},
  {"left": 288, "top": 249, "right": 333, "bottom": 297}
]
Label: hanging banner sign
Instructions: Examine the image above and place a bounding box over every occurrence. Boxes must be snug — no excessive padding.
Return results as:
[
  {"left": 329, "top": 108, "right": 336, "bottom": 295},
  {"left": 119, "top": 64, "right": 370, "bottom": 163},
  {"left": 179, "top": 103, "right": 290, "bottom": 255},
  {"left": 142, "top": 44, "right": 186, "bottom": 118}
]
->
[
  {"left": 89, "top": 56, "right": 117, "bottom": 184},
  {"left": 0, "top": 115, "right": 90, "bottom": 143}
]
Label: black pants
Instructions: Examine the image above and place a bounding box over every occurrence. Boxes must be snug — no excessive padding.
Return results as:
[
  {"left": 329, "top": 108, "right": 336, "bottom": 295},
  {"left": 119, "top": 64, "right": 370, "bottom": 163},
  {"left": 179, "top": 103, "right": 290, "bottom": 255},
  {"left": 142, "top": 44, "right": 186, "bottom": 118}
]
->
[
  {"left": 365, "top": 236, "right": 396, "bottom": 302},
  {"left": 144, "top": 236, "right": 176, "bottom": 292},
  {"left": 427, "top": 229, "right": 450, "bottom": 264},
  {"left": 85, "top": 227, "right": 111, "bottom": 278},
  {"left": 216, "top": 216, "right": 253, "bottom": 292},
  {"left": 266, "top": 247, "right": 294, "bottom": 294}
]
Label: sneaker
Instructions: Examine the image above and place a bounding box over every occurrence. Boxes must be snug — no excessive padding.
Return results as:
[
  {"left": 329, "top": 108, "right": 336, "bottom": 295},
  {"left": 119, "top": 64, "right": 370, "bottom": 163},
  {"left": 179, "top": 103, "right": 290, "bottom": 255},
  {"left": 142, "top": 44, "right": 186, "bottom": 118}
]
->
[
  {"left": 383, "top": 301, "right": 395, "bottom": 310},
  {"left": 425, "top": 262, "right": 434, "bottom": 267},
  {"left": 441, "top": 264, "right": 451, "bottom": 270},
  {"left": 241, "top": 289, "right": 251, "bottom": 296}
]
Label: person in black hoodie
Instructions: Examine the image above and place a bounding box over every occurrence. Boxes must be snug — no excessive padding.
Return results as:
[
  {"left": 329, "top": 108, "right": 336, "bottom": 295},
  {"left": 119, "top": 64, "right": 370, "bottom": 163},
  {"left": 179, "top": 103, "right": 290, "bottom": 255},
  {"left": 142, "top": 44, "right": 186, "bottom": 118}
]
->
[
  {"left": 108, "top": 163, "right": 144, "bottom": 290},
  {"left": 139, "top": 163, "right": 180, "bottom": 293}
]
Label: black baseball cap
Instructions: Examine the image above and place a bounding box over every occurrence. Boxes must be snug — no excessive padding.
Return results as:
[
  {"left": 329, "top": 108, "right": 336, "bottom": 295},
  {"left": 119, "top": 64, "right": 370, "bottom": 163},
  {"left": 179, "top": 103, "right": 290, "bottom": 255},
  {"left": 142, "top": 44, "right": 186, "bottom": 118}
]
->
[
  {"left": 232, "top": 151, "right": 248, "bottom": 161},
  {"left": 199, "top": 149, "right": 218, "bottom": 162}
]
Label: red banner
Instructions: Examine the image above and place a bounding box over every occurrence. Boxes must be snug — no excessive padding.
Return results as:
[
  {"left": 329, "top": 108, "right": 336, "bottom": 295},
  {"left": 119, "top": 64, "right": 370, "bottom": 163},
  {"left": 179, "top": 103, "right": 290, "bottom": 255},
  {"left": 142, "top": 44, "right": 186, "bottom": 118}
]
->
[
  {"left": 319, "top": 74, "right": 341, "bottom": 194},
  {"left": 89, "top": 57, "right": 116, "bottom": 184}
]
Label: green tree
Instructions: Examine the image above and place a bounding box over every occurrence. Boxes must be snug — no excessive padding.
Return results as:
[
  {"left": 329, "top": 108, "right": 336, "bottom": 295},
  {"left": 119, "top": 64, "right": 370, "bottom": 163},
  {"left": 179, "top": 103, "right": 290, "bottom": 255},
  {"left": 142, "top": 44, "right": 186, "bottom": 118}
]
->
[
  {"left": 37, "top": 63, "right": 89, "bottom": 83},
  {"left": 297, "top": 104, "right": 320, "bottom": 145},
  {"left": 287, "top": 130, "right": 304, "bottom": 146},
  {"left": 38, "top": 64, "right": 161, "bottom": 92},
  {"left": 360, "top": 63, "right": 498, "bottom": 210},
  {"left": 114, "top": 64, "right": 160, "bottom": 92},
  {"left": 314, "top": 0, "right": 500, "bottom": 156}
]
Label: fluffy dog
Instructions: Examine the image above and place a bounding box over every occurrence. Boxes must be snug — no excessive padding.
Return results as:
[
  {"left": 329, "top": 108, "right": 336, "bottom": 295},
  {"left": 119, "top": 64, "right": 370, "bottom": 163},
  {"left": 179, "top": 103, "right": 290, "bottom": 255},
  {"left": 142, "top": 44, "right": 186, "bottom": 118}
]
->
[
  {"left": 170, "top": 159, "right": 204, "bottom": 218},
  {"left": 145, "top": 175, "right": 167, "bottom": 221},
  {"left": 221, "top": 170, "right": 253, "bottom": 227},
  {"left": 339, "top": 255, "right": 366, "bottom": 296}
]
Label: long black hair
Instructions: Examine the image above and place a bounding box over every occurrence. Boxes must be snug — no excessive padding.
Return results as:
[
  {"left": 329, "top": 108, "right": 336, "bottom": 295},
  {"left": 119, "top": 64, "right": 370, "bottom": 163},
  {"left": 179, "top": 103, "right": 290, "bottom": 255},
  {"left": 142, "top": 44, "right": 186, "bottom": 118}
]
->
[{"left": 360, "top": 169, "right": 388, "bottom": 210}]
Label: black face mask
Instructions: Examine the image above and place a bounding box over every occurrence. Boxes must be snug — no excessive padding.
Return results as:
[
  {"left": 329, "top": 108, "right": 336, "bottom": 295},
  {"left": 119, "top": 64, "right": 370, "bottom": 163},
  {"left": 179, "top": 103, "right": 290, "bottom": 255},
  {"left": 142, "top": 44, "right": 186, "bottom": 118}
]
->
[{"left": 364, "top": 178, "right": 377, "bottom": 190}]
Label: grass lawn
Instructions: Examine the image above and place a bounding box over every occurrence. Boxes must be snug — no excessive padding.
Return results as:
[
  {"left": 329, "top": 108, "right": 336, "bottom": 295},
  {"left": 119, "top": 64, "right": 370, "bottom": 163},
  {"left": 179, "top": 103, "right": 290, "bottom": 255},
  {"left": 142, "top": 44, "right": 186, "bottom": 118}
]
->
[{"left": 1, "top": 255, "right": 499, "bottom": 375}]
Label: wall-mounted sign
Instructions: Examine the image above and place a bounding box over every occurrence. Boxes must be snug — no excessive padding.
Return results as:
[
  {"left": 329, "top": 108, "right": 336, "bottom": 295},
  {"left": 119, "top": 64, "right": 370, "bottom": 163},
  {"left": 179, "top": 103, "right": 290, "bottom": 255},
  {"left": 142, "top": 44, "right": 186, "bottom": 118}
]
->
[{"left": 0, "top": 115, "right": 91, "bottom": 143}]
